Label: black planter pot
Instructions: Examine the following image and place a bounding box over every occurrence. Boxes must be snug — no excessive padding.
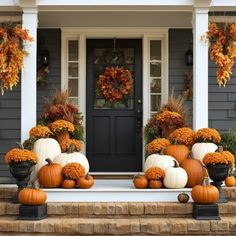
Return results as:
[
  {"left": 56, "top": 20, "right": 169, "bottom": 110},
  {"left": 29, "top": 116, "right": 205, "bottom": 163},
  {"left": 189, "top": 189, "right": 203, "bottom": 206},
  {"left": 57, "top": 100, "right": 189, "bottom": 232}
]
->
[
  {"left": 206, "top": 164, "right": 229, "bottom": 203},
  {"left": 9, "top": 161, "right": 33, "bottom": 203}
]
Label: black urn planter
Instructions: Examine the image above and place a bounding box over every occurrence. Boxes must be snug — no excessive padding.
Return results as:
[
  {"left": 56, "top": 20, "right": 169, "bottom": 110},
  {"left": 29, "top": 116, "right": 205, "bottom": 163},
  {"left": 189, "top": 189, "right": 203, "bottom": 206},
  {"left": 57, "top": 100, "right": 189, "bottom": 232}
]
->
[
  {"left": 206, "top": 164, "right": 229, "bottom": 203},
  {"left": 9, "top": 161, "right": 33, "bottom": 203}
]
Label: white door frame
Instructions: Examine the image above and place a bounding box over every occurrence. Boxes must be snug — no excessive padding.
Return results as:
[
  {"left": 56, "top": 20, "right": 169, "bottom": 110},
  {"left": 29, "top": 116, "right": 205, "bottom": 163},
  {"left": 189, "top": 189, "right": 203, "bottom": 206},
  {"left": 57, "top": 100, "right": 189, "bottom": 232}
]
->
[{"left": 61, "top": 27, "right": 169, "bottom": 174}]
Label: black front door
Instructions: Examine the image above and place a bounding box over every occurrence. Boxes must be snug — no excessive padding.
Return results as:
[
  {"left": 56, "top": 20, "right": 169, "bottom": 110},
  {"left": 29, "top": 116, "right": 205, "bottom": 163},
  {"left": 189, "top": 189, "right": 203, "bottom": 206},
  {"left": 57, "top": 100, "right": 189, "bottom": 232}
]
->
[{"left": 86, "top": 39, "right": 142, "bottom": 172}]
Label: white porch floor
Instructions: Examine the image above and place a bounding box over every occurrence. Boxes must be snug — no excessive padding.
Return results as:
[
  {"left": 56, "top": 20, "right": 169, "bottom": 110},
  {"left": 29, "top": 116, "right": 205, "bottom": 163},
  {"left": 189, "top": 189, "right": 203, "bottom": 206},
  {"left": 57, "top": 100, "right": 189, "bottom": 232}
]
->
[{"left": 1, "top": 180, "right": 193, "bottom": 202}]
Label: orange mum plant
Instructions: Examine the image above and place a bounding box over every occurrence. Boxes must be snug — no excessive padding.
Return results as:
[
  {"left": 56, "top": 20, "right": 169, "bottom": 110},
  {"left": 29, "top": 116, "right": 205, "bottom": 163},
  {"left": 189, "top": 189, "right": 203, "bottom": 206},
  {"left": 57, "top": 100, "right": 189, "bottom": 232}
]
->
[
  {"left": 147, "top": 138, "right": 170, "bottom": 155},
  {"left": 62, "top": 162, "right": 85, "bottom": 180},
  {"left": 5, "top": 143, "right": 37, "bottom": 165},
  {"left": 49, "top": 119, "right": 75, "bottom": 134},
  {"left": 169, "top": 127, "right": 196, "bottom": 147},
  {"left": 195, "top": 128, "right": 221, "bottom": 143},
  {"left": 60, "top": 139, "right": 82, "bottom": 152},
  {"left": 144, "top": 167, "right": 165, "bottom": 180},
  {"left": 203, "top": 147, "right": 235, "bottom": 166},
  {"left": 29, "top": 125, "right": 52, "bottom": 138},
  {"left": 0, "top": 23, "right": 33, "bottom": 95},
  {"left": 205, "top": 22, "right": 236, "bottom": 87}
]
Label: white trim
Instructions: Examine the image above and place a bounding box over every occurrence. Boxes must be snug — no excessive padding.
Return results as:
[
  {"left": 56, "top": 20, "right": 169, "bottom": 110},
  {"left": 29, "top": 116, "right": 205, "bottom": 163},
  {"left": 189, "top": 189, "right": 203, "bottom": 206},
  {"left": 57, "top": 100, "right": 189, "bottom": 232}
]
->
[{"left": 61, "top": 27, "right": 169, "bottom": 171}]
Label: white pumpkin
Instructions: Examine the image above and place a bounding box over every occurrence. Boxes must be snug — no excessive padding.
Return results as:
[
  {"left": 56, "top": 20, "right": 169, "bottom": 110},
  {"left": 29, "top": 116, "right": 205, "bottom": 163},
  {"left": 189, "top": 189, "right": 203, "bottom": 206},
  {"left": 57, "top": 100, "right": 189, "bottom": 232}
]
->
[
  {"left": 163, "top": 161, "right": 188, "bottom": 189},
  {"left": 144, "top": 153, "right": 177, "bottom": 172},
  {"left": 53, "top": 151, "right": 89, "bottom": 174},
  {"left": 31, "top": 138, "right": 61, "bottom": 181},
  {"left": 191, "top": 143, "right": 218, "bottom": 163}
]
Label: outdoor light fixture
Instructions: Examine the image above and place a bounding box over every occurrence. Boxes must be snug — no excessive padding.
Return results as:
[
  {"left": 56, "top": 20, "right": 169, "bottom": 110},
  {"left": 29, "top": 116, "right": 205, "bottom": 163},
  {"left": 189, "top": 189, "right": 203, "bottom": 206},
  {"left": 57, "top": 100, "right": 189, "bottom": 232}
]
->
[{"left": 185, "top": 46, "right": 193, "bottom": 66}]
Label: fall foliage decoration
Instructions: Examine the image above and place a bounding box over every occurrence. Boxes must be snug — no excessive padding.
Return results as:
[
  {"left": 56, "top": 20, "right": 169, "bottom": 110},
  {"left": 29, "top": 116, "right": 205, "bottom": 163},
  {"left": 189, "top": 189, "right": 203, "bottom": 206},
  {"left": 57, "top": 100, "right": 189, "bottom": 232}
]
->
[
  {"left": 169, "top": 127, "right": 196, "bottom": 147},
  {"left": 97, "top": 66, "right": 133, "bottom": 101},
  {"left": 29, "top": 125, "right": 52, "bottom": 138},
  {"left": 147, "top": 138, "right": 170, "bottom": 155},
  {"left": 60, "top": 139, "right": 82, "bottom": 152},
  {"left": 62, "top": 162, "right": 86, "bottom": 180},
  {"left": 77, "top": 174, "right": 94, "bottom": 189},
  {"left": 0, "top": 23, "right": 33, "bottom": 95},
  {"left": 205, "top": 22, "right": 236, "bottom": 87},
  {"left": 195, "top": 128, "right": 221, "bottom": 143},
  {"left": 5, "top": 143, "right": 37, "bottom": 165},
  {"left": 49, "top": 119, "right": 75, "bottom": 134},
  {"left": 133, "top": 175, "right": 149, "bottom": 189},
  {"left": 144, "top": 167, "right": 165, "bottom": 180}
]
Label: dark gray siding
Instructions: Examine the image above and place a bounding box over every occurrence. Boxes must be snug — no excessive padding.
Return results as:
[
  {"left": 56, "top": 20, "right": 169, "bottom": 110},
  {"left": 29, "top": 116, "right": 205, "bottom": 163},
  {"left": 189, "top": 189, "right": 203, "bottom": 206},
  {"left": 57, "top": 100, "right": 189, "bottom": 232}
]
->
[
  {"left": 0, "top": 29, "right": 61, "bottom": 182},
  {"left": 37, "top": 29, "right": 61, "bottom": 117},
  {"left": 169, "top": 29, "right": 236, "bottom": 132}
]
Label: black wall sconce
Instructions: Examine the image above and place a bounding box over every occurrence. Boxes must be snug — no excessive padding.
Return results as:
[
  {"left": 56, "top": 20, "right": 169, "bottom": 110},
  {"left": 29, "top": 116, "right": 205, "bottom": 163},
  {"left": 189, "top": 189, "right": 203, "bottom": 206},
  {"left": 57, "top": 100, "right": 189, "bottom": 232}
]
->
[{"left": 185, "top": 46, "right": 193, "bottom": 66}]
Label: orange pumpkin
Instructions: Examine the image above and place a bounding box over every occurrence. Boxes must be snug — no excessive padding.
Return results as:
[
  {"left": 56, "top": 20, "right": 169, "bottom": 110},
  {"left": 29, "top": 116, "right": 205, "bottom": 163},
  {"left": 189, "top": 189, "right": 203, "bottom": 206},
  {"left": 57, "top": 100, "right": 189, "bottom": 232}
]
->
[
  {"left": 191, "top": 177, "right": 219, "bottom": 204},
  {"left": 19, "top": 187, "right": 47, "bottom": 205},
  {"left": 180, "top": 153, "right": 206, "bottom": 187},
  {"left": 164, "top": 140, "right": 190, "bottom": 164},
  {"left": 225, "top": 176, "right": 236, "bottom": 187},
  {"left": 77, "top": 174, "right": 94, "bottom": 189},
  {"left": 62, "top": 179, "right": 76, "bottom": 188},
  {"left": 149, "top": 179, "right": 162, "bottom": 189},
  {"left": 38, "top": 158, "right": 63, "bottom": 188},
  {"left": 133, "top": 175, "right": 148, "bottom": 189}
]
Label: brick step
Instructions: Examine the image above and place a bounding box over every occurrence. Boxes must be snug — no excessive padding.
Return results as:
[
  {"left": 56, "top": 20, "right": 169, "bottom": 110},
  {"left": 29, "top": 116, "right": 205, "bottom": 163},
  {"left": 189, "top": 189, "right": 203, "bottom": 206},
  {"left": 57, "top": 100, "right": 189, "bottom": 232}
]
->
[
  {"left": 0, "top": 216, "right": 235, "bottom": 235},
  {"left": 1, "top": 201, "right": 236, "bottom": 218}
]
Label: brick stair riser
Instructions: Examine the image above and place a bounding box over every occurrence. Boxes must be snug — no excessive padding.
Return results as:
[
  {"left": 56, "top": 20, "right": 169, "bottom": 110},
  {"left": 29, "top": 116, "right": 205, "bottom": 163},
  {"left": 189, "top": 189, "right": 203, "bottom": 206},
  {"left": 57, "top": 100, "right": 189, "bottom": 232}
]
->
[
  {"left": 0, "top": 216, "right": 236, "bottom": 235},
  {"left": 1, "top": 202, "right": 236, "bottom": 218}
]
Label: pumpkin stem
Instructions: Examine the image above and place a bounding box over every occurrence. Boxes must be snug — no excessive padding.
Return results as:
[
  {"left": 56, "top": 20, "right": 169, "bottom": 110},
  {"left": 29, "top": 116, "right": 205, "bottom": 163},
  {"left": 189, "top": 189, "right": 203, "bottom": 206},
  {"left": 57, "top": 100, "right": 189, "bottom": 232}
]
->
[
  {"left": 173, "top": 160, "right": 179, "bottom": 168},
  {"left": 202, "top": 166, "right": 210, "bottom": 178},
  {"left": 173, "top": 139, "right": 178, "bottom": 145},
  {"left": 202, "top": 177, "right": 210, "bottom": 186},
  {"left": 85, "top": 174, "right": 90, "bottom": 180},
  {"left": 189, "top": 152, "right": 194, "bottom": 159},
  {"left": 45, "top": 158, "right": 53, "bottom": 165},
  {"left": 133, "top": 173, "right": 141, "bottom": 180},
  {"left": 218, "top": 146, "right": 224, "bottom": 153},
  {"left": 160, "top": 148, "right": 165, "bottom": 155},
  {"left": 67, "top": 143, "right": 76, "bottom": 154},
  {"left": 16, "top": 142, "right": 24, "bottom": 150}
]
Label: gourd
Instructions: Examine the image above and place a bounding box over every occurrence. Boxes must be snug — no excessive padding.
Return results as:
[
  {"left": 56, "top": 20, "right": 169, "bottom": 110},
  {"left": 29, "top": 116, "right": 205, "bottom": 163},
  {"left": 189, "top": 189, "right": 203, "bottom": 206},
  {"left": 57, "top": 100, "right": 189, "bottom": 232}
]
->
[
  {"left": 144, "top": 153, "right": 177, "bottom": 172},
  {"left": 191, "top": 143, "right": 218, "bottom": 163},
  {"left": 38, "top": 158, "right": 63, "bottom": 188},
  {"left": 133, "top": 175, "right": 148, "bottom": 189},
  {"left": 163, "top": 161, "right": 188, "bottom": 189},
  {"left": 18, "top": 186, "right": 47, "bottom": 205},
  {"left": 177, "top": 193, "right": 190, "bottom": 203},
  {"left": 62, "top": 179, "right": 76, "bottom": 188},
  {"left": 191, "top": 177, "right": 219, "bottom": 204},
  {"left": 180, "top": 153, "right": 206, "bottom": 187},
  {"left": 77, "top": 174, "right": 94, "bottom": 189},
  {"left": 31, "top": 138, "right": 61, "bottom": 181},
  {"left": 53, "top": 144, "right": 89, "bottom": 174},
  {"left": 149, "top": 180, "right": 162, "bottom": 189},
  {"left": 164, "top": 140, "right": 190, "bottom": 164},
  {"left": 225, "top": 176, "right": 236, "bottom": 187}
]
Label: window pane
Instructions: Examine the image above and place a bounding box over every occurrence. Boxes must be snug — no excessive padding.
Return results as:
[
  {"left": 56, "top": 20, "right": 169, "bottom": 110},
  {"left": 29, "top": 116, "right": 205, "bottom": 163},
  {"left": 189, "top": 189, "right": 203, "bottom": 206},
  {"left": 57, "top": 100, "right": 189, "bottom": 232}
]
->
[
  {"left": 151, "top": 79, "right": 161, "bottom": 93},
  {"left": 151, "top": 95, "right": 161, "bottom": 112},
  {"left": 68, "top": 63, "right": 78, "bottom": 77},
  {"left": 68, "top": 40, "right": 78, "bottom": 61},
  {"left": 150, "top": 62, "right": 161, "bottom": 77},
  {"left": 150, "top": 40, "right": 161, "bottom": 60},
  {"left": 68, "top": 79, "right": 78, "bottom": 97}
]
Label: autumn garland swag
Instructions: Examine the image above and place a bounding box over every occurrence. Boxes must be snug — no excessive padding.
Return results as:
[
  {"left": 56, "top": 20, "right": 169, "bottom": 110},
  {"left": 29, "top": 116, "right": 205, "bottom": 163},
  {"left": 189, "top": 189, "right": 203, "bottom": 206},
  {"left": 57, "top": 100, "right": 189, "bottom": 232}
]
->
[
  {"left": 0, "top": 23, "right": 33, "bottom": 95},
  {"left": 97, "top": 66, "right": 133, "bottom": 101}
]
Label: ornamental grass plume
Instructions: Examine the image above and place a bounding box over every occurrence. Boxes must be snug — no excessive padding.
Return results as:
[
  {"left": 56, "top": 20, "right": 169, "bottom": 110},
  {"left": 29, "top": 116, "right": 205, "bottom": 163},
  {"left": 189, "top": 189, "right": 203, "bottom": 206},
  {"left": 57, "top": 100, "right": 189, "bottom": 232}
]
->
[
  {"left": 195, "top": 128, "right": 221, "bottom": 143},
  {"left": 147, "top": 138, "right": 170, "bottom": 155},
  {"left": 144, "top": 167, "right": 165, "bottom": 180},
  {"left": 62, "top": 163, "right": 85, "bottom": 180}
]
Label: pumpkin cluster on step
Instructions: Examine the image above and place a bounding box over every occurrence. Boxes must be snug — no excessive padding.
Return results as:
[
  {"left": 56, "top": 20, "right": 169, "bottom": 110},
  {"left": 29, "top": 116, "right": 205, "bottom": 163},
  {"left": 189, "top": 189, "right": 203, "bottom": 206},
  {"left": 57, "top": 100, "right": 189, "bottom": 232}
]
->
[{"left": 135, "top": 127, "right": 236, "bottom": 189}]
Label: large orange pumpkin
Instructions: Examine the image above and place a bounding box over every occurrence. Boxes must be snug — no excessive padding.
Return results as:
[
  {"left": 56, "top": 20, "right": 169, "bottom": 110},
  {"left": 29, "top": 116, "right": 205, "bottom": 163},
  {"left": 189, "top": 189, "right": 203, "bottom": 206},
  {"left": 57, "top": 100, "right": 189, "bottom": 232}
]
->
[
  {"left": 191, "top": 177, "right": 219, "bottom": 204},
  {"left": 19, "top": 187, "right": 47, "bottom": 205},
  {"left": 164, "top": 141, "right": 190, "bottom": 164},
  {"left": 38, "top": 158, "right": 63, "bottom": 188},
  {"left": 180, "top": 153, "right": 206, "bottom": 187}
]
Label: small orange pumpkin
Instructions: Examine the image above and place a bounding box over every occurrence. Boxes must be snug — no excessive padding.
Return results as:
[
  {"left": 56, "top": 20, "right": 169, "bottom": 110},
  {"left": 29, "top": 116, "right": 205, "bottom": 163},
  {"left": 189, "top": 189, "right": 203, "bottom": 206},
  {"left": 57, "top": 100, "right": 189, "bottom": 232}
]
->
[
  {"left": 77, "top": 174, "right": 94, "bottom": 189},
  {"left": 149, "top": 179, "right": 162, "bottom": 189},
  {"left": 133, "top": 175, "right": 148, "bottom": 189},
  {"left": 225, "top": 176, "right": 236, "bottom": 187},
  {"left": 191, "top": 177, "right": 219, "bottom": 204},
  {"left": 62, "top": 179, "right": 76, "bottom": 188},
  {"left": 38, "top": 158, "right": 63, "bottom": 188},
  {"left": 164, "top": 140, "right": 190, "bottom": 164},
  {"left": 19, "top": 187, "right": 47, "bottom": 205}
]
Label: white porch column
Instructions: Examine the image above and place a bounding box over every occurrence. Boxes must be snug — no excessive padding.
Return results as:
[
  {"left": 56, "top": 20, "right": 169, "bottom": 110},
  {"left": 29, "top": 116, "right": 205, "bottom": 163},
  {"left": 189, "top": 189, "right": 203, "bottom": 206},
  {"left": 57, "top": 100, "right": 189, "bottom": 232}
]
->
[
  {"left": 21, "top": 7, "right": 38, "bottom": 142},
  {"left": 192, "top": 2, "right": 210, "bottom": 130}
]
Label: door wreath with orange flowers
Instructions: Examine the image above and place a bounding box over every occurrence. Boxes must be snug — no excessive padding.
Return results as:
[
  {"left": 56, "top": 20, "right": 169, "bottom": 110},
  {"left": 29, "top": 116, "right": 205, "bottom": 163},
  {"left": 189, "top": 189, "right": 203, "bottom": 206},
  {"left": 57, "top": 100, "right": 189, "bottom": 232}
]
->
[{"left": 97, "top": 66, "right": 133, "bottom": 101}]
